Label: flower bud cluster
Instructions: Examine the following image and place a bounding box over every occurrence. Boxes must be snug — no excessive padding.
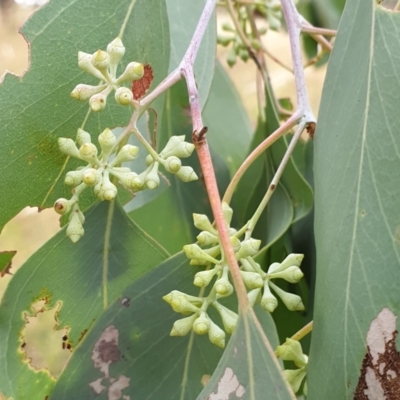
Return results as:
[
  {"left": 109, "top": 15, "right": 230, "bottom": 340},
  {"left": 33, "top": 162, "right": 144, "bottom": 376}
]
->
[
  {"left": 55, "top": 128, "right": 198, "bottom": 242},
  {"left": 164, "top": 202, "right": 306, "bottom": 347},
  {"left": 275, "top": 338, "right": 308, "bottom": 394},
  {"left": 70, "top": 37, "right": 144, "bottom": 111},
  {"left": 217, "top": 2, "right": 281, "bottom": 67}
]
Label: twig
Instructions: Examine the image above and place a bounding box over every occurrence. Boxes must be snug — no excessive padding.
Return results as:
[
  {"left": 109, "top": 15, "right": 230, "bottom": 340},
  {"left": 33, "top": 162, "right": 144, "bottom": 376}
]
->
[
  {"left": 222, "top": 111, "right": 300, "bottom": 204},
  {"left": 291, "top": 321, "right": 313, "bottom": 341}
]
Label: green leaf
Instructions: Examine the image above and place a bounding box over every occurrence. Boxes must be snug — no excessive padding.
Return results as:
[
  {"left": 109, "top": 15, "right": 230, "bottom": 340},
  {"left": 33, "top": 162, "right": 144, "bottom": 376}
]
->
[
  {"left": 0, "top": 0, "right": 170, "bottom": 232},
  {"left": 50, "top": 253, "right": 226, "bottom": 399},
  {"left": 0, "top": 250, "right": 16, "bottom": 277},
  {"left": 0, "top": 201, "right": 168, "bottom": 400},
  {"left": 197, "top": 311, "right": 296, "bottom": 400},
  {"left": 203, "top": 61, "right": 253, "bottom": 176},
  {"left": 309, "top": 2, "right": 400, "bottom": 399},
  {"left": 166, "top": 0, "right": 216, "bottom": 108}
]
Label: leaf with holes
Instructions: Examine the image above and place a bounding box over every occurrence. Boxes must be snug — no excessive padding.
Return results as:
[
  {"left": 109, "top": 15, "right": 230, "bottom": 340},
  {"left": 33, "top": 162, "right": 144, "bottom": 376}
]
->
[
  {"left": 0, "top": 0, "right": 169, "bottom": 233},
  {"left": 0, "top": 201, "right": 168, "bottom": 400}
]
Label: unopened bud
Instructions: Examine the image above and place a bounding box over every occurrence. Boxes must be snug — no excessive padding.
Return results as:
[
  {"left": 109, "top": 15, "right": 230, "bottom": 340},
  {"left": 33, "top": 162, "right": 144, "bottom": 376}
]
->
[
  {"left": 170, "top": 296, "right": 199, "bottom": 315},
  {"left": 212, "top": 302, "right": 238, "bottom": 334},
  {"left": 214, "top": 269, "right": 233, "bottom": 297},
  {"left": 183, "top": 244, "right": 219, "bottom": 264},
  {"left": 107, "top": 37, "right": 125, "bottom": 70},
  {"left": 208, "top": 319, "right": 226, "bottom": 348},
  {"left": 268, "top": 254, "right": 304, "bottom": 274},
  {"left": 115, "top": 87, "right": 133, "bottom": 105},
  {"left": 164, "top": 156, "right": 182, "bottom": 173},
  {"left": 64, "top": 170, "right": 84, "bottom": 186},
  {"left": 247, "top": 288, "right": 261, "bottom": 307},
  {"left": 193, "top": 313, "right": 211, "bottom": 335},
  {"left": 67, "top": 211, "right": 84, "bottom": 243},
  {"left": 82, "top": 168, "right": 101, "bottom": 186},
  {"left": 79, "top": 143, "right": 99, "bottom": 164},
  {"left": 261, "top": 282, "right": 278, "bottom": 312},
  {"left": 54, "top": 198, "right": 72, "bottom": 215},
  {"left": 58, "top": 138, "right": 81, "bottom": 159},
  {"left": 197, "top": 231, "right": 218, "bottom": 246},
  {"left": 70, "top": 83, "right": 107, "bottom": 101},
  {"left": 275, "top": 338, "right": 307, "bottom": 368},
  {"left": 160, "top": 135, "right": 185, "bottom": 157},
  {"left": 240, "top": 270, "right": 264, "bottom": 290},
  {"left": 76, "top": 128, "right": 91, "bottom": 145},
  {"left": 91, "top": 50, "right": 110, "bottom": 76},
  {"left": 89, "top": 92, "right": 107, "bottom": 112},
  {"left": 110, "top": 144, "right": 139, "bottom": 166},
  {"left": 193, "top": 214, "right": 216, "bottom": 234},
  {"left": 270, "top": 266, "right": 304, "bottom": 283},
  {"left": 235, "top": 238, "right": 261, "bottom": 259},
  {"left": 162, "top": 141, "right": 195, "bottom": 159},
  {"left": 115, "top": 62, "right": 144, "bottom": 85},
  {"left": 194, "top": 269, "right": 217, "bottom": 287},
  {"left": 77, "top": 51, "right": 105, "bottom": 80},
  {"left": 283, "top": 368, "right": 307, "bottom": 394},
  {"left": 269, "top": 281, "right": 305, "bottom": 311},
  {"left": 222, "top": 202, "right": 233, "bottom": 225},
  {"left": 145, "top": 162, "right": 160, "bottom": 190},
  {"left": 174, "top": 166, "right": 198, "bottom": 182},
  {"left": 170, "top": 314, "right": 197, "bottom": 337},
  {"left": 98, "top": 128, "right": 116, "bottom": 156}
]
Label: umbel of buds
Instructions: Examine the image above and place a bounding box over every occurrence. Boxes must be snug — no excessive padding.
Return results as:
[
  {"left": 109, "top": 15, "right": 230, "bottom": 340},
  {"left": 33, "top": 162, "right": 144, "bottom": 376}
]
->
[
  {"left": 164, "top": 202, "right": 306, "bottom": 347},
  {"left": 70, "top": 37, "right": 144, "bottom": 111},
  {"left": 55, "top": 124, "right": 198, "bottom": 242}
]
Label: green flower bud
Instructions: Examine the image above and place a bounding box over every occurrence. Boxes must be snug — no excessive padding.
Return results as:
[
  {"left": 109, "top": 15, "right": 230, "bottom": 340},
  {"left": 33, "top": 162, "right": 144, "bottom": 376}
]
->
[
  {"left": 54, "top": 198, "right": 72, "bottom": 215},
  {"left": 268, "top": 254, "right": 304, "bottom": 274},
  {"left": 193, "top": 313, "right": 211, "bottom": 335},
  {"left": 208, "top": 318, "right": 226, "bottom": 348},
  {"left": 170, "top": 313, "right": 198, "bottom": 337},
  {"left": 115, "top": 87, "right": 133, "bottom": 106},
  {"left": 226, "top": 47, "right": 237, "bottom": 68},
  {"left": 130, "top": 175, "right": 145, "bottom": 192},
  {"left": 91, "top": 50, "right": 110, "bottom": 75},
  {"left": 164, "top": 156, "right": 182, "bottom": 173},
  {"left": 261, "top": 282, "right": 278, "bottom": 312},
  {"left": 240, "top": 270, "right": 264, "bottom": 290},
  {"left": 193, "top": 214, "right": 216, "bottom": 234},
  {"left": 58, "top": 138, "right": 81, "bottom": 159},
  {"left": 194, "top": 269, "right": 217, "bottom": 287},
  {"left": 230, "top": 236, "right": 241, "bottom": 252},
  {"left": 70, "top": 83, "right": 107, "bottom": 101},
  {"left": 115, "top": 62, "right": 144, "bottom": 84},
  {"left": 283, "top": 368, "right": 307, "bottom": 394},
  {"left": 159, "top": 135, "right": 185, "bottom": 157},
  {"left": 235, "top": 238, "right": 261, "bottom": 259},
  {"left": 275, "top": 338, "right": 308, "bottom": 368},
  {"left": 270, "top": 266, "right": 304, "bottom": 283},
  {"left": 145, "top": 161, "right": 160, "bottom": 190},
  {"left": 222, "top": 23, "right": 235, "bottom": 32},
  {"left": 268, "top": 13, "right": 281, "bottom": 31},
  {"left": 228, "top": 227, "right": 237, "bottom": 236},
  {"left": 79, "top": 143, "right": 99, "bottom": 164},
  {"left": 212, "top": 301, "right": 238, "bottom": 334},
  {"left": 214, "top": 268, "right": 233, "bottom": 297},
  {"left": 110, "top": 144, "right": 139, "bottom": 166},
  {"left": 170, "top": 296, "right": 200, "bottom": 315},
  {"left": 269, "top": 281, "right": 305, "bottom": 311},
  {"left": 98, "top": 128, "right": 116, "bottom": 156},
  {"left": 77, "top": 51, "right": 105, "bottom": 81},
  {"left": 101, "top": 180, "right": 118, "bottom": 201},
  {"left": 110, "top": 168, "right": 138, "bottom": 188},
  {"left": 247, "top": 288, "right": 261, "bottom": 307},
  {"left": 189, "top": 259, "right": 208, "bottom": 266},
  {"left": 174, "top": 166, "right": 198, "bottom": 182},
  {"left": 82, "top": 168, "right": 101, "bottom": 186},
  {"left": 76, "top": 128, "right": 91, "bottom": 146},
  {"left": 89, "top": 92, "right": 107, "bottom": 112},
  {"left": 221, "top": 202, "right": 233, "bottom": 225},
  {"left": 183, "top": 244, "right": 219, "bottom": 264},
  {"left": 106, "top": 37, "right": 125, "bottom": 72},
  {"left": 145, "top": 154, "right": 154, "bottom": 166},
  {"left": 67, "top": 211, "right": 84, "bottom": 243},
  {"left": 64, "top": 170, "right": 84, "bottom": 186},
  {"left": 217, "top": 35, "right": 232, "bottom": 47},
  {"left": 240, "top": 258, "right": 255, "bottom": 272},
  {"left": 163, "top": 290, "right": 203, "bottom": 307},
  {"left": 197, "top": 231, "right": 218, "bottom": 246},
  {"left": 162, "top": 141, "right": 195, "bottom": 159}
]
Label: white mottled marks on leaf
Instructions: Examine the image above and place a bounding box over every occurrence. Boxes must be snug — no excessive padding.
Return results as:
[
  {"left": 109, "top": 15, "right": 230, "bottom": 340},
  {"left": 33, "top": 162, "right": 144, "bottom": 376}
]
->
[
  {"left": 208, "top": 367, "right": 245, "bottom": 400},
  {"left": 364, "top": 367, "right": 386, "bottom": 400},
  {"left": 366, "top": 308, "right": 396, "bottom": 365}
]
